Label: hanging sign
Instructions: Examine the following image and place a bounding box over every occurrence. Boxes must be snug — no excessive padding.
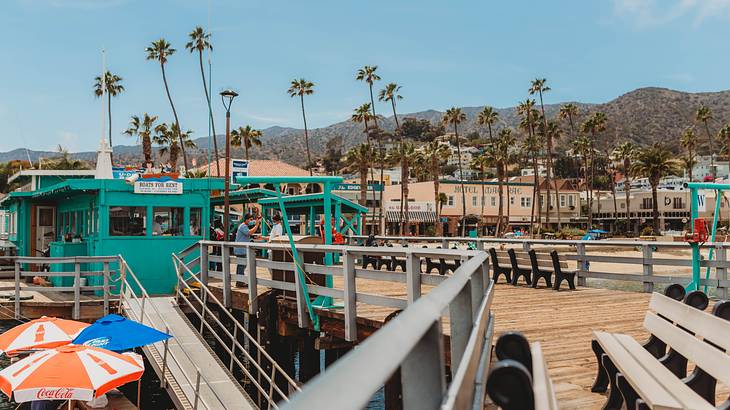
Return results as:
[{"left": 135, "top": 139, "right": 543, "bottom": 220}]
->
[
  {"left": 134, "top": 179, "right": 183, "bottom": 194},
  {"left": 231, "top": 159, "right": 249, "bottom": 184},
  {"left": 697, "top": 191, "right": 707, "bottom": 212}
]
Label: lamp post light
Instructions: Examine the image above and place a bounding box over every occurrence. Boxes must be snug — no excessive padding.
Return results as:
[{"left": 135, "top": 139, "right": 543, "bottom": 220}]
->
[{"left": 220, "top": 89, "right": 239, "bottom": 240}]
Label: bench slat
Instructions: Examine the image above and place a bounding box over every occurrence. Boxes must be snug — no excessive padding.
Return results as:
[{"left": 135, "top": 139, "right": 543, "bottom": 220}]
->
[
  {"left": 649, "top": 292, "right": 730, "bottom": 352},
  {"left": 594, "top": 331, "right": 684, "bottom": 409},
  {"left": 531, "top": 342, "right": 558, "bottom": 410},
  {"left": 614, "top": 333, "right": 713, "bottom": 410},
  {"left": 644, "top": 312, "right": 730, "bottom": 388}
]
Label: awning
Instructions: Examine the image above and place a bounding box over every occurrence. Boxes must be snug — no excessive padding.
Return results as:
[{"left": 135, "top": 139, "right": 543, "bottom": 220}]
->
[{"left": 386, "top": 210, "right": 437, "bottom": 223}]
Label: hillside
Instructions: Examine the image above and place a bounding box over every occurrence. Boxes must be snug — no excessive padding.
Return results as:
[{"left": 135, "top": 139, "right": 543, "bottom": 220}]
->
[{"left": 3, "top": 87, "right": 729, "bottom": 166}]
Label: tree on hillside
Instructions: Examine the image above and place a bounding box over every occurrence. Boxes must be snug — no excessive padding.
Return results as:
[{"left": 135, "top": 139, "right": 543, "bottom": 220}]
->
[
  {"left": 185, "top": 26, "right": 220, "bottom": 175},
  {"left": 146, "top": 39, "right": 190, "bottom": 172},
  {"left": 559, "top": 103, "right": 580, "bottom": 139},
  {"left": 477, "top": 106, "right": 499, "bottom": 143},
  {"left": 717, "top": 124, "right": 730, "bottom": 161},
  {"left": 399, "top": 118, "right": 445, "bottom": 141},
  {"left": 343, "top": 143, "right": 375, "bottom": 208},
  {"left": 612, "top": 141, "right": 636, "bottom": 231},
  {"left": 93, "top": 71, "right": 124, "bottom": 164},
  {"left": 231, "top": 125, "right": 263, "bottom": 161},
  {"left": 442, "top": 107, "right": 468, "bottom": 235},
  {"left": 681, "top": 127, "right": 698, "bottom": 182},
  {"left": 287, "top": 78, "right": 315, "bottom": 174},
  {"left": 696, "top": 105, "right": 715, "bottom": 179},
  {"left": 421, "top": 141, "right": 451, "bottom": 235},
  {"left": 631, "top": 144, "right": 682, "bottom": 234},
  {"left": 124, "top": 113, "right": 158, "bottom": 167}
]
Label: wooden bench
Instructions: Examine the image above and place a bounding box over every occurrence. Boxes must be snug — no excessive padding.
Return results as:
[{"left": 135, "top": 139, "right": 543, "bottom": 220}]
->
[
  {"left": 423, "top": 246, "right": 461, "bottom": 276},
  {"left": 489, "top": 248, "right": 574, "bottom": 290},
  {"left": 486, "top": 332, "right": 559, "bottom": 410},
  {"left": 592, "top": 290, "right": 730, "bottom": 409}
]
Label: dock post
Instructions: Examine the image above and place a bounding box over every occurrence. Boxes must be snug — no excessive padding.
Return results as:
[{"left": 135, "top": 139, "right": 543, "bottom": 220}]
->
[
  {"left": 642, "top": 244, "right": 654, "bottom": 293},
  {"left": 14, "top": 261, "right": 20, "bottom": 320},
  {"left": 103, "top": 261, "right": 110, "bottom": 315},
  {"left": 576, "top": 243, "right": 587, "bottom": 287},
  {"left": 73, "top": 262, "right": 81, "bottom": 320},
  {"left": 717, "top": 243, "right": 727, "bottom": 299},
  {"left": 406, "top": 251, "right": 421, "bottom": 304},
  {"left": 200, "top": 242, "right": 209, "bottom": 286},
  {"left": 401, "top": 322, "right": 445, "bottom": 409},
  {"left": 343, "top": 250, "right": 357, "bottom": 342},
  {"left": 222, "top": 245, "right": 231, "bottom": 308},
  {"left": 247, "top": 250, "right": 258, "bottom": 313}
]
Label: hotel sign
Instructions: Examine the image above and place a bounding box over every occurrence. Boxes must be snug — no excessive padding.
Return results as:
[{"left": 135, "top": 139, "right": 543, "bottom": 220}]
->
[
  {"left": 134, "top": 180, "right": 183, "bottom": 195},
  {"left": 333, "top": 183, "right": 384, "bottom": 192},
  {"left": 453, "top": 185, "right": 522, "bottom": 194},
  {"left": 386, "top": 201, "right": 434, "bottom": 212}
]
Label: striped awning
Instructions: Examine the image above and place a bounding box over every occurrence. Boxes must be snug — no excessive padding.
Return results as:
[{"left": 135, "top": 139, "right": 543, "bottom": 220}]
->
[{"left": 386, "top": 210, "right": 437, "bottom": 223}]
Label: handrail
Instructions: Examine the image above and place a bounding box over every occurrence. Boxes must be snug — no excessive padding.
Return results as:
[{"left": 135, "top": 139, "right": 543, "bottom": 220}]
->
[
  {"left": 115, "top": 255, "right": 230, "bottom": 410},
  {"left": 172, "top": 253, "right": 300, "bottom": 408},
  {"left": 282, "top": 251, "right": 494, "bottom": 409}
]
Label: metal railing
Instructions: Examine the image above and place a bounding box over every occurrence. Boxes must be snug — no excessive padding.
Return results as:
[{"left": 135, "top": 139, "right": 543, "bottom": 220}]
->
[
  {"left": 172, "top": 251, "right": 300, "bottom": 408},
  {"left": 116, "top": 255, "right": 232, "bottom": 410},
  {"left": 279, "top": 249, "right": 495, "bottom": 409},
  {"left": 197, "top": 240, "right": 479, "bottom": 341},
  {"left": 346, "top": 234, "right": 730, "bottom": 298},
  {"left": 0, "top": 256, "right": 117, "bottom": 320}
]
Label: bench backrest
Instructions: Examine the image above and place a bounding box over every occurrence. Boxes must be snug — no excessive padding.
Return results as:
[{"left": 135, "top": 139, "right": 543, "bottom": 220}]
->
[
  {"left": 645, "top": 293, "right": 730, "bottom": 387},
  {"left": 493, "top": 249, "right": 566, "bottom": 270}
]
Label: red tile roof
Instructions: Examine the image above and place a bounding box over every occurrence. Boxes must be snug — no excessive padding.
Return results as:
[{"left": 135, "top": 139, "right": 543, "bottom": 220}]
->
[{"left": 195, "top": 159, "right": 309, "bottom": 177}]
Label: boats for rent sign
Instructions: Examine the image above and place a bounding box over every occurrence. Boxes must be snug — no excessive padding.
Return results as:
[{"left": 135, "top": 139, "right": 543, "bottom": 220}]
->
[
  {"left": 231, "top": 159, "right": 249, "bottom": 184},
  {"left": 134, "top": 179, "right": 183, "bottom": 194}
]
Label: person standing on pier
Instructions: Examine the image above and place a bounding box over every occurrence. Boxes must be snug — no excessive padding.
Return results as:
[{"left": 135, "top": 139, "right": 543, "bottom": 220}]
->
[
  {"left": 268, "top": 213, "right": 283, "bottom": 242},
  {"left": 235, "top": 213, "right": 261, "bottom": 276}
]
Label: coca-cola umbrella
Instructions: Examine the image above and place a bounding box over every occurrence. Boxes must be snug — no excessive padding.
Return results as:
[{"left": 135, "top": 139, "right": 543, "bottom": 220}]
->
[
  {"left": 0, "top": 344, "right": 144, "bottom": 403},
  {"left": 0, "top": 317, "right": 89, "bottom": 356}
]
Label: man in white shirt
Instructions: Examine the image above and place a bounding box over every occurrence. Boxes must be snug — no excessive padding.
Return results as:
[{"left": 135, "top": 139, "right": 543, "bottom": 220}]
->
[{"left": 268, "top": 214, "right": 283, "bottom": 242}]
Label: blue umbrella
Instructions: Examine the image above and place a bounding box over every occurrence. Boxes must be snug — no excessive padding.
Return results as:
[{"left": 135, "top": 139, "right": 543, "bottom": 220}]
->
[{"left": 72, "top": 314, "right": 171, "bottom": 352}]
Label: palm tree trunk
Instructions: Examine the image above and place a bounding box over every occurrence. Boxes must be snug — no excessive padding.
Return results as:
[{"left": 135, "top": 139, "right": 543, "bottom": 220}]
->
[
  {"left": 199, "top": 50, "right": 220, "bottom": 175},
  {"left": 704, "top": 121, "right": 715, "bottom": 179},
  {"left": 300, "top": 95, "right": 312, "bottom": 176},
  {"left": 588, "top": 135, "right": 596, "bottom": 228},
  {"left": 611, "top": 175, "right": 618, "bottom": 232},
  {"left": 652, "top": 185, "right": 659, "bottom": 233},
  {"left": 368, "top": 84, "right": 384, "bottom": 235},
  {"left": 434, "top": 169, "right": 442, "bottom": 236},
  {"left": 625, "top": 159, "right": 632, "bottom": 232},
  {"left": 143, "top": 136, "right": 151, "bottom": 166},
  {"left": 496, "top": 162, "right": 504, "bottom": 236},
  {"left": 455, "top": 124, "right": 467, "bottom": 236},
  {"left": 539, "top": 93, "right": 553, "bottom": 229},
  {"left": 403, "top": 161, "right": 410, "bottom": 235},
  {"left": 530, "top": 156, "right": 538, "bottom": 237},
  {"left": 160, "top": 63, "right": 188, "bottom": 172},
  {"left": 506, "top": 166, "right": 512, "bottom": 234},
  {"left": 359, "top": 165, "right": 368, "bottom": 206},
  {"left": 245, "top": 142, "right": 250, "bottom": 161},
  {"left": 480, "top": 168, "right": 485, "bottom": 235},
  {"left": 364, "top": 121, "right": 377, "bottom": 235},
  {"left": 107, "top": 93, "right": 113, "bottom": 165}
]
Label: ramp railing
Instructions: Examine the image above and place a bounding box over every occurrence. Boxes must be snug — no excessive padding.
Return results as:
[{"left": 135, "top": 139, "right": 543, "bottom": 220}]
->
[{"left": 172, "top": 251, "right": 300, "bottom": 409}]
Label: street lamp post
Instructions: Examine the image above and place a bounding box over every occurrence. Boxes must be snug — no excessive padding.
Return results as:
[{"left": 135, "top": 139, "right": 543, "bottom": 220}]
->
[{"left": 220, "top": 89, "right": 239, "bottom": 240}]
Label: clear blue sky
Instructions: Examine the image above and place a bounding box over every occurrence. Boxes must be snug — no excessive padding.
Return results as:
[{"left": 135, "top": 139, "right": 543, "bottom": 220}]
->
[{"left": 1, "top": 0, "right": 729, "bottom": 152}]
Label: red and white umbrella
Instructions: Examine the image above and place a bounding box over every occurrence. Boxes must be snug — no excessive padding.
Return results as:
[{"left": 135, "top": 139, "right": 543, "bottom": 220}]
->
[
  {"left": 0, "top": 344, "right": 144, "bottom": 403},
  {"left": 0, "top": 317, "right": 89, "bottom": 356}
]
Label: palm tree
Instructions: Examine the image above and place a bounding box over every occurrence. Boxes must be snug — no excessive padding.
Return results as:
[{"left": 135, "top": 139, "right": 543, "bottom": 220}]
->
[
  {"left": 231, "top": 126, "right": 263, "bottom": 161},
  {"left": 581, "top": 112, "right": 608, "bottom": 228},
  {"left": 559, "top": 103, "right": 580, "bottom": 138},
  {"left": 522, "top": 132, "right": 543, "bottom": 237},
  {"left": 93, "top": 71, "right": 124, "bottom": 163},
  {"left": 477, "top": 107, "right": 499, "bottom": 142},
  {"left": 442, "top": 107, "right": 468, "bottom": 236},
  {"left": 379, "top": 83, "right": 403, "bottom": 132},
  {"left": 495, "top": 128, "right": 516, "bottom": 235},
  {"left": 681, "top": 128, "right": 698, "bottom": 181},
  {"left": 719, "top": 124, "right": 730, "bottom": 158},
  {"left": 287, "top": 78, "right": 315, "bottom": 174},
  {"left": 124, "top": 113, "right": 158, "bottom": 167},
  {"left": 530, "top": 79, "right": 557, "bottom": 229},
  {"left": 146, "top": 39, "right": 189, "bottom": 172},
  {"left": 49, "top": 145, "right": 88, "bottom": 170},
  {"left": 386, "top": 142, "right": 418, "bottom": 234},
  {"left": 351, "top": 103, "right": 379, "bottom": 229},
  {"left": 612, "top": 141, "right": 636, "bottom": 231},
  {"left": 539, "top": 120, "right": 563, "bottom": 229},
  {"left": 422, "top": 141, "right": 451, "bottom": 235},
  {"left": 343, "top": 143, "right": 375, "bottom": 207},
  {"left": 470, "top": 152, "right": 491, "bottom": 233},
  {"left": 517, "top": 99, "right": 541, "bottom": 230},
  {"left": 631, "top": 144, "right": 682, "bottom": 233},
  {"left": 185, "top": 26, "right": 220, "bottom": 175},
  {"left": 356, "top": 66, "right": 383, "bottom": 232},
  {"left": 571, "top": 135, "right": 591, "bottom": 221},
  {"left": 696, "top": 105, "right": 715, "bottom": 179},
  {"left": 154, "top": 123, "right": 196, "bottom": 170}
]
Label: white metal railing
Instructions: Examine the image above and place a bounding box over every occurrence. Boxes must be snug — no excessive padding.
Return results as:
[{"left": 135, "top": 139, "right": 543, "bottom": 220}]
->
[
  {"left": 116, "top": 255, "right": 232, "bottom": 410},
  {"left": 279, "top": 249, "right": 495, "bottom": 409},
  {"left": 346, "top": 234, "right": 730, "bottom": 298},
  {"left": 172, "top": 251, "right": 300, "bottom": 408}
]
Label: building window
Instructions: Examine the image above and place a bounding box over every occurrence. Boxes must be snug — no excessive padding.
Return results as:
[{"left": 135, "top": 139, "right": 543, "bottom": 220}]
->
[
  {"left": 109, "top": 207, "right": 147, "bottom": 236},
  {"left": 490, "top": 196, "right": 496, "bottom": 207},
  {"left": 510, "top": 196, "right": 515, "bottom": 206},
  {"left": 560, "top": 194, "right": 566, "bottom": 207},
  {"left": 153, "top": 207, "right": 184, "bottom": 236},
  {"left": 447, "top": 196, "right": 454, "bottom": 206},
  {"left": 472, "top": 196, "right": 477, "bottom": 207},
  {"left": 190, "top": 208, "right": 202, "bottom": 236},
  {"left": 520, "top": 197, "right": 532, "bottom": 208},
  {"left": 620, "top": 202, "right": 625, "bottom": 209},
  {"left": 642, "top": 198, "right": 653, "bottom": 210},
  {"left": 568, "top": 195, "right": 575, "bottom": 208},
  {"left": 673, "top": 197, "right": 684, "bottom": 209}
]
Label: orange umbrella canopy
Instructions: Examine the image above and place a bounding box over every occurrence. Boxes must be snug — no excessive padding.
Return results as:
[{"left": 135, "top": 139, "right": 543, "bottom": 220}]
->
[
  {"left": 0, "top": 317, "right": 89, "bottom": 356},
  {"left": 0, "top": 344, "right": 144, "bottom": 403}
]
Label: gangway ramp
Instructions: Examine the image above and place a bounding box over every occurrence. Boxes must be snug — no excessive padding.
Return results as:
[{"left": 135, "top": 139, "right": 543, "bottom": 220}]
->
[{"left": 123, "top": 295, "right": 255, "bottom": 410}]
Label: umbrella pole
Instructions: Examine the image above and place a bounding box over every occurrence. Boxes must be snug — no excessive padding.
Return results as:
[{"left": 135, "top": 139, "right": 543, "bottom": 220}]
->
[
  {"left": 68, "top": 399, "right": 71, "bottom": 409},
  {"left": 137, "top": 379, "right": 141, "bottom": 409}
]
